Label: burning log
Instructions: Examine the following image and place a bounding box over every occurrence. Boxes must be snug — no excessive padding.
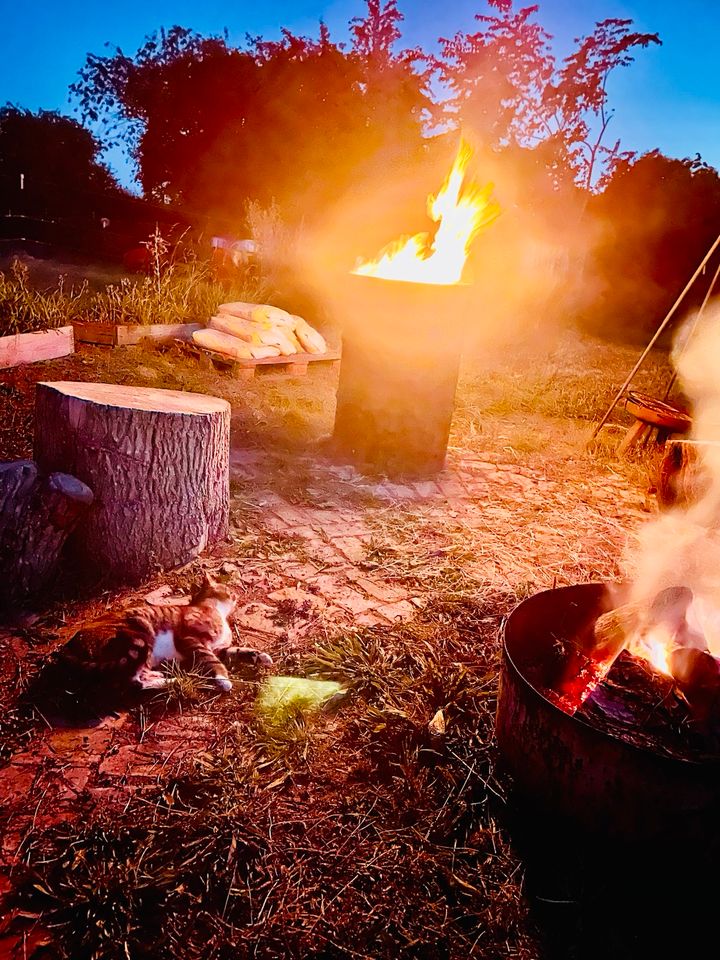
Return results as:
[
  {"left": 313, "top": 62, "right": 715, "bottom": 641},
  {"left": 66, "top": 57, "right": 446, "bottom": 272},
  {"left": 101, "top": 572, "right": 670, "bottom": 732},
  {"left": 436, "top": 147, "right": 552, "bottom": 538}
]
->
[
  {"left": 556, "top": 586, "right": 719, "bottom": 713},
  {"left": 34, "top": 382, "right": 230, "bottom": 585},
  {"left": 591, "top": 586, "right": 695, "bottom": 661},
  {"left": 0, "top": 460, "right": 93, "bottom": 611}
]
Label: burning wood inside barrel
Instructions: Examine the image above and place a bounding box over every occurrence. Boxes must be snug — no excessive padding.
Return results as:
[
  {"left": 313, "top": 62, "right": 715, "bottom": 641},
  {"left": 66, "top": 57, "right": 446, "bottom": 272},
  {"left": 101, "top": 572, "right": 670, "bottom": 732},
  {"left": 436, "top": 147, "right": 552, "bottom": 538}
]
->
[{"left": 550, "top": 585, "right": 720, "bottom": 739}]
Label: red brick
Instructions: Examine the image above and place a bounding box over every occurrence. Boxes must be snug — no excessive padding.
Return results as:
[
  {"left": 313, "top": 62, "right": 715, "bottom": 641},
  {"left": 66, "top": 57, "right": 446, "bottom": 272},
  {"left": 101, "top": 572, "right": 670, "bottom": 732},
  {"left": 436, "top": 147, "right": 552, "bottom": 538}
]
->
[
  {"left": 0, "top": 764, "right": 37, "bottom": 802},
  {"left": 98, "top": 745, "right": 158, "bottom": 780},
  {"left": 412, "top": 480, "right": 441, "bottom": 499},
  {"left": 337, "top": 590, "right": 379, "bottom": 616},
  {"left": 330, "top": 537, "right": 368, "bottom": 564},
  {"left": 59, "top": 766, "right": 91, "bottom": 795}
]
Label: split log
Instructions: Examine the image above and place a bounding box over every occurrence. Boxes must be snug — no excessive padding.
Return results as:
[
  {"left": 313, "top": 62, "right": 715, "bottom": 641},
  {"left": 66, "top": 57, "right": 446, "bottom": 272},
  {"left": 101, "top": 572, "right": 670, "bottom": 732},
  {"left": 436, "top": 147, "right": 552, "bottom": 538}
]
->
[
  {"left": 0, "top": 460, "right": 93, "bottom": 610},
  {"left": 558, "top": 587, "right": 702, "bottom": 705},
  {"left": 34, "top": 381, "right": 230, "bottom": 585},
  {"left": 591, "top": 587, "right": 695, "bottom": 663}
]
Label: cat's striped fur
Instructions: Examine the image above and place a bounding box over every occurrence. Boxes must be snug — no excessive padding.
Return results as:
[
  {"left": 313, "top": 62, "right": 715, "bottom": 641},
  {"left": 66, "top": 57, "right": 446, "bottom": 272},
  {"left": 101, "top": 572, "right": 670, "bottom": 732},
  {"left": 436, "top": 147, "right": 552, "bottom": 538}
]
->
[{"left": 60, "top": 575, "right": 272, "bottom": 692}]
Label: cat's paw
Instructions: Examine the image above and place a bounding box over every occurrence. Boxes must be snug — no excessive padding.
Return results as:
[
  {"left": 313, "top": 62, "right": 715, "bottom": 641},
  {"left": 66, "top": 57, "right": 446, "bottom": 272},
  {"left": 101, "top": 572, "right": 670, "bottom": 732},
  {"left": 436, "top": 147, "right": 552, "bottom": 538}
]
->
[
  {"left": 214, "top": 676, "right": 233, "bottom": 693},
  {"left": 133, "top": 669, "right": 169, "bottom": 690}
]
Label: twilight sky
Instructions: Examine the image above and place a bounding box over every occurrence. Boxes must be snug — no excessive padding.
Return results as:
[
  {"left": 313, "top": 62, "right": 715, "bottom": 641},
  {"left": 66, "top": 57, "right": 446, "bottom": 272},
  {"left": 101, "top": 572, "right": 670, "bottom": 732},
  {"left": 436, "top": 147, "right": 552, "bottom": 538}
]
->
[{"left": 1, "top": 0, "right": 718, "bottom": 188}]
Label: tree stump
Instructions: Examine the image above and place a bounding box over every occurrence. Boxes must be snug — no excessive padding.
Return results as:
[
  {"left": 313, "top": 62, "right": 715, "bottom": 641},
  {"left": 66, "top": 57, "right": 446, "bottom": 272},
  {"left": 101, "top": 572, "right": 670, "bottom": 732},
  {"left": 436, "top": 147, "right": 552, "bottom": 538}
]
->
[
  {"left": 34, "top": 382, "right": 230, "bottom": 585},
  {"left": 0, "top": 460, "right": 93, "bottom": 610}
]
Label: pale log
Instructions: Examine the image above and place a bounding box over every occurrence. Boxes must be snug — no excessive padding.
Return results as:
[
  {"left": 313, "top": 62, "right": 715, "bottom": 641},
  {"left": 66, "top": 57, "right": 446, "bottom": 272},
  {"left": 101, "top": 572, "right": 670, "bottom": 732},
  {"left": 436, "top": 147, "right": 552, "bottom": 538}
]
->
[
  {"left": 0, "top": 460, "right": 93, "bottom": 609},
  {"left": 34, "top": 382, "right": 230, "bottom": 585},
  {"left": 592, "top": 587, "right": 697, "bottom": 663},
  {"left": 0, "top": 325, "right": 74, "bottom": 369}
]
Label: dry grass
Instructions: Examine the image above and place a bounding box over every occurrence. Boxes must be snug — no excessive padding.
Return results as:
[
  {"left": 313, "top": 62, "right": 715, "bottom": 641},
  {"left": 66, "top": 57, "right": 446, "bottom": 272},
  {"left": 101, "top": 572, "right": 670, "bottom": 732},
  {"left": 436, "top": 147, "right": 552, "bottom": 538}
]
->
[
  {"left": 88, "top": 261, "right": 266, "bottom": 328},
  {"left": 0, "top": 304, "right": 677, "bottom": 960},
  {"left": 8, "top": 595, "right": 537, "bottom": 960},
  {"left": 0, "top": 253, "right": 267, "bottom": 336},
  {"left": 0, "top": 258, "right": 88, "bottom": 335}
]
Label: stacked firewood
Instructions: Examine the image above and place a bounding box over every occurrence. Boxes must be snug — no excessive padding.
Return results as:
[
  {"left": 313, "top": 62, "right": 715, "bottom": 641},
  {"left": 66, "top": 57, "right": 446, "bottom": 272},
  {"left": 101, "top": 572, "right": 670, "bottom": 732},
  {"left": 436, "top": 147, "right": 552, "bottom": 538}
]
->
[{"left": 193, "top": 302, "right": 327, "bottom": 361}]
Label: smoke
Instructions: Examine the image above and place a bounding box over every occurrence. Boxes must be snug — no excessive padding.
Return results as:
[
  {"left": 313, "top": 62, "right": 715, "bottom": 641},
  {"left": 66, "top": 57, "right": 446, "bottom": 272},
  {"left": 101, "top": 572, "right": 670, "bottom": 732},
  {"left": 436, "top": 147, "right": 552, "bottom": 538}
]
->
[
  {"left": 293, "top": 136, "right": 596, "bottom": 350},
  {"left": 627, "top": 302, "right": 720, "bottom": 656}
]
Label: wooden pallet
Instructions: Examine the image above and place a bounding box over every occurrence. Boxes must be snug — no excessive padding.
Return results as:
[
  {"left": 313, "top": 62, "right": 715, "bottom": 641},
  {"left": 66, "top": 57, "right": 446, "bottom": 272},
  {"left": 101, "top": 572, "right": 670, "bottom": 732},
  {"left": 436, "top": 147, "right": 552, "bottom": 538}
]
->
[{"left": 177, "top": 340, "right": 341, "bottom": 379}]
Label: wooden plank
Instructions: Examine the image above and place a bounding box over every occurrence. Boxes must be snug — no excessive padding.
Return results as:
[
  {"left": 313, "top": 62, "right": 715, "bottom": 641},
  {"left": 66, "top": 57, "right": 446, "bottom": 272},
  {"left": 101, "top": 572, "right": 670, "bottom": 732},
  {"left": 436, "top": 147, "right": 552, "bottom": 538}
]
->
[
  {"left": 234, "top": 349, "right": 341, "bottom": 369},
  {"left": 72, "top": 322, "right": 117, "bottom": 345},
  {"left": 0, "top": 325, "right": 74, "bottom": 369},
  {"left": 116, "top": 323, "right": 201, "bottom": 346},
  {"left": 74, "top": 322, "right": 200, "bottom": 346},
  {"left": 176, "top": 339, "right": 340, "bottom": 379}
]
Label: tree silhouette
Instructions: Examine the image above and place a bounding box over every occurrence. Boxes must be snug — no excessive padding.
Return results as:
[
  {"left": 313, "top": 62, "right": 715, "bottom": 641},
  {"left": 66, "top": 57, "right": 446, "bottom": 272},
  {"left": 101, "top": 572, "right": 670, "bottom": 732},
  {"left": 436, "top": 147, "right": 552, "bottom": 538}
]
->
[
  {"left": 580, "top": 152, "right": 720, "bottom": 339},
  {"left": 0, "top": 107, "right": 120, "bottom": 218},
  {"left": 71, "top": 8, "right": 431, "bottom": 223},
  {"left": 437, "top": 1, "right": 660, "bottom": 189}
]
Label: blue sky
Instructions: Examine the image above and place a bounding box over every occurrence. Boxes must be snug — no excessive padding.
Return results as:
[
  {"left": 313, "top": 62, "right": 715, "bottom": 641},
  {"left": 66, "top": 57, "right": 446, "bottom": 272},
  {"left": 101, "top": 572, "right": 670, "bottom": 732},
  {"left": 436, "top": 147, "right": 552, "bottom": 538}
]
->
[{"left": 1, "top": 0, "right": 718, "bottom": 188}]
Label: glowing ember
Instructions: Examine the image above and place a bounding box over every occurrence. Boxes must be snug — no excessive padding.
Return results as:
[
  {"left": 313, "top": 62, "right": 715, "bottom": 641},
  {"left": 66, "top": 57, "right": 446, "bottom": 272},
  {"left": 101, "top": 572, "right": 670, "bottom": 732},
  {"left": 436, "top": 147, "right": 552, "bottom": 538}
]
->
[{"left": 353, "top": 138, "right": 500, "bottom": 286}]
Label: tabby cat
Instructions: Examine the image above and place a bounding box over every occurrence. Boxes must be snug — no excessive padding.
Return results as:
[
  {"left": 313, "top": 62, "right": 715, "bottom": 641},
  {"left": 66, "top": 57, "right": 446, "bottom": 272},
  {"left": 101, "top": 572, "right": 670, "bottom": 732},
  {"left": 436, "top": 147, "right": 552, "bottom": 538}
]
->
[{"left": 60, "top": 575, "right": 272, "bottom": 692}]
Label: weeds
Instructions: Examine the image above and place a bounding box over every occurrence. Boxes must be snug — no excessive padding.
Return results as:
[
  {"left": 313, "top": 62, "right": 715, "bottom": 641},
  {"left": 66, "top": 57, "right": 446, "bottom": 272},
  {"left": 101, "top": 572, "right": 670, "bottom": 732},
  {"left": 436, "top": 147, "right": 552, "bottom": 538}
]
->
[
  {"left": 88, "top": 260, "right": 265, "bottom": 327},
  {"left": 0, "top": 246, "right": 268, "bottom": 337},
  {"left": 0, "top": 258, "right": 88, "bottom": 334}
]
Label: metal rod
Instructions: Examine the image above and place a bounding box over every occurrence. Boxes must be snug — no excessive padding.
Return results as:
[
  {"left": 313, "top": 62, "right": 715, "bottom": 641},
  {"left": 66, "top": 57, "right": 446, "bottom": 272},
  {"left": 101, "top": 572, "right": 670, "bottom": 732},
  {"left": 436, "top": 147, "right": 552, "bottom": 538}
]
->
[
  {"left": 663, "top": 257, "right": 720, "bottom": 400},
  {"left": 588, "top": 231, "right": 720, "bottom": 444}
]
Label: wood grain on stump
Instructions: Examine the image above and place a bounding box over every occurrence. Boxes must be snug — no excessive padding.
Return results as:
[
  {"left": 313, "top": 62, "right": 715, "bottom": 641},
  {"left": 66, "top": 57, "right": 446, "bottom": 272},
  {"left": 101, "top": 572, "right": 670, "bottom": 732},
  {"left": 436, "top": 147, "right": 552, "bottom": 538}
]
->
[
  {"left": 0, "top": 460, "right": 93, "bottom": 610},
  {"left": 34, "top": 382, "right": 230, "bottom": 585}
]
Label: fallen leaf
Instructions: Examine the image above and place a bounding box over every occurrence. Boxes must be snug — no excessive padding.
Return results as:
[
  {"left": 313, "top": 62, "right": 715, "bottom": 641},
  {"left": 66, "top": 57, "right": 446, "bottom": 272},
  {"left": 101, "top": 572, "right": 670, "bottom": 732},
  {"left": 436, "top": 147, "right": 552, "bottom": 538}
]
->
[{"left": 428, "top": 709, "right": 446, "bottom": 736}]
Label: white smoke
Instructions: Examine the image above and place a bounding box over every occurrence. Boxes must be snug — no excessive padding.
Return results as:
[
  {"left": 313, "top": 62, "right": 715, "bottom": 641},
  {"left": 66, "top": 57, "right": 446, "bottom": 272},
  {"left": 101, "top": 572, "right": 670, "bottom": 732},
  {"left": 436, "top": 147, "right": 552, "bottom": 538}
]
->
[{"left": 627, "top": 302, "right": 720, "bottom": 657}]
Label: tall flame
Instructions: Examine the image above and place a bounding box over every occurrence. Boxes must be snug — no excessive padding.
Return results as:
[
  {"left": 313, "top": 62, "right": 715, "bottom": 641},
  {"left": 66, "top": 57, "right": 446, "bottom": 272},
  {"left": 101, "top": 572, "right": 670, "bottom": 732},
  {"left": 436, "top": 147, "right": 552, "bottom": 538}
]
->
[{"left": 352, "top": 139, "right": 500, "bottom": 286}]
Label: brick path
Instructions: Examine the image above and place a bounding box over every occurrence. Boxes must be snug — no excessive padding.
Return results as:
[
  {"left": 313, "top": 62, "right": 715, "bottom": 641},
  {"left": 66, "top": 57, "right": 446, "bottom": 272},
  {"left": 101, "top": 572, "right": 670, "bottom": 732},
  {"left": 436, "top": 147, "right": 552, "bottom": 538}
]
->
[{"left": 0, "top": 444, "right": 648, "bottom": 932}]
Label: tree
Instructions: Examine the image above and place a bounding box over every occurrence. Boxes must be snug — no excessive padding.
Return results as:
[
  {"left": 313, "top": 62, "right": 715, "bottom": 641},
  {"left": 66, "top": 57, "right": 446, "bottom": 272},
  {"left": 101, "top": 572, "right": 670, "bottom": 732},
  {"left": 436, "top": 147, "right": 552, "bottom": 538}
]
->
[
  {"left": 0, "top": 106, "right": 120, "bottom": 217},
  {"left": 578, "top": 152, "right": 720, "bottom": 340},
  {"left": 71, "top": 27, "right": 255, "bottom": 205},
  {"left": 437, "top": 1, "right": 660, "bottom": 190},
  {"left": 70, "top": 9, "right": 431, "bottom": 223}
]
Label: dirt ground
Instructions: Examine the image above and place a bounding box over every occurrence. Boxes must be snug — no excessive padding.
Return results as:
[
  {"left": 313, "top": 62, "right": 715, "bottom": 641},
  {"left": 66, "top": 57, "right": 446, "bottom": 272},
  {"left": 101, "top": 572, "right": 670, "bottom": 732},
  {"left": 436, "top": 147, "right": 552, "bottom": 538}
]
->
[{"left": 0, "top": 331, "right": 678, "bottom": 959}]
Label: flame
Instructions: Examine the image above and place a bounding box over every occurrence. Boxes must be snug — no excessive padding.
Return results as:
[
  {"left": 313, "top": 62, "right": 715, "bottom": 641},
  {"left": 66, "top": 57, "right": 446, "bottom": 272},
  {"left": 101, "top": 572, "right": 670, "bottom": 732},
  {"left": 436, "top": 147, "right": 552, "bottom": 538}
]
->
[
  {"left": 353, "top": 139, "right": 500, "bottom": 286},
  {"left": 627, "top": 629, "right": 673, "bottom": 676}
]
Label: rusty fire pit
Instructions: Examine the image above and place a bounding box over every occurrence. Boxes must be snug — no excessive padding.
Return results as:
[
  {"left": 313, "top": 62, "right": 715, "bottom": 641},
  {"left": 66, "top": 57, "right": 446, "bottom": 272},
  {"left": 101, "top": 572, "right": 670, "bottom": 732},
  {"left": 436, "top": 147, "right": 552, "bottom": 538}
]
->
[
  {"left": 333, "top": 275, "right": 469, "bottom": 477},
  {"left": 497, "top": 583, "right": 720, "bottom": 959},
  {"left": 496, "top": 582, "right": 720, "bottom": 845}
]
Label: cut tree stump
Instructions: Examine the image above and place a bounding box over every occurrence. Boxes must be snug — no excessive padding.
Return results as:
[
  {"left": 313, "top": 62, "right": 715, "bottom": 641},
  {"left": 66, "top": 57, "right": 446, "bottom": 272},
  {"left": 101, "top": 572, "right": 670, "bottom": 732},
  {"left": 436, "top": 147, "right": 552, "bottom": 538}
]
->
[
  {"left": 34, "top": 381, "right": 230, "bottom": 585},
  {"left": 0, "top": 460, "right": 93, "bottom": 611}
]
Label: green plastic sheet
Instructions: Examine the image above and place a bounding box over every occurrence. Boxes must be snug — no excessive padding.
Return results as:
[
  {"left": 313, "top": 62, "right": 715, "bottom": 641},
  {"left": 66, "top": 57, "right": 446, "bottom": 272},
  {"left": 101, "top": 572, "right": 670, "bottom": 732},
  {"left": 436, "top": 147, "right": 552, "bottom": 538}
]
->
[{"left": 257, "top": 676, "right": 344, "bottom": 725}]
